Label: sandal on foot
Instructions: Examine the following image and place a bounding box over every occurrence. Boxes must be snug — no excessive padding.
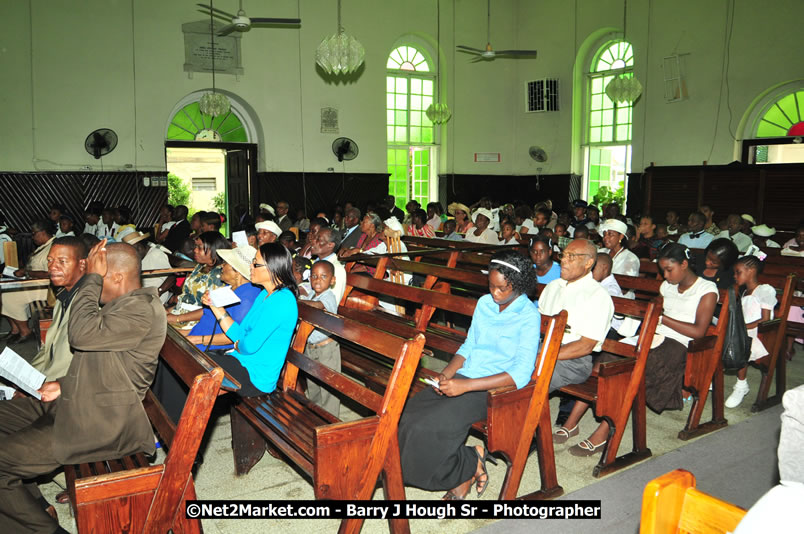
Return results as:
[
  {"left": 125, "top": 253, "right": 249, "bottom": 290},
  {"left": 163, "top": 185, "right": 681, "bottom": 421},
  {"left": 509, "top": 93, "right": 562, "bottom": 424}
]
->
[
  {"left": 552, "top": 425, "right": 579, "bottom": 444},
  {"left": 568, "top": 439, "right": 607, "bottom": 457},
  {"left": 442, "top": 489, "right": 467, "bottom": 501},
  {"left": 474, "top": 446, "right": 498, "bottom": 498}
]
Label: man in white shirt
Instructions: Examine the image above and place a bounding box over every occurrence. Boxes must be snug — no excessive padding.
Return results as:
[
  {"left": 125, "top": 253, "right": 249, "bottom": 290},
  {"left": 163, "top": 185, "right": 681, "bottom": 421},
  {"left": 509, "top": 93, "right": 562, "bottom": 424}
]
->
[
  {"left": 724, "top": 213, "right": 752, "bottom": 253},
  {"left": 310, "top": 227, "right": 346, "bottom": 304},
  {"left": 538, "top": 239, "right": 614, "bottom": 392},
  {"left": 678, "top": 212, "right": 714, "bottom": 249}
]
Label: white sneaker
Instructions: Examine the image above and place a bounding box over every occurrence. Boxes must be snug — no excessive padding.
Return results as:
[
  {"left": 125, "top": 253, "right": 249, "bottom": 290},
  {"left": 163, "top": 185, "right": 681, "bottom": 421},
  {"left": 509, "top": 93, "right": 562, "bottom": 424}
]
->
[{"left": 725, "top": 381, "right": 750, "bottom": 408}]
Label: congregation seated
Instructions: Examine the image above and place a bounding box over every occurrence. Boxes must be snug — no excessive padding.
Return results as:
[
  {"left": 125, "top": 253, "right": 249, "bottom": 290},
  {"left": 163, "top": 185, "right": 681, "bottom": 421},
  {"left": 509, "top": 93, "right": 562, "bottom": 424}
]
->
[
  {"left": 464, "top": 208, "right": 499, "bottom": 245},
  {"left": 163, "top": 204, "right": 191, "bottom": 252},
  {"left": 0, "top": 219, "right": 54, "bottom": 344},
  {"left": 529, "top": 234, "right": 561, "bottom": 285},
  {"left": 398, "top": 250, "right": 538, "bottom": 500},
  {"left": 426, "top": 201, "right": 444, "bottom": 232},
  {"left": 678, "top": 211, "right": 714, "bottom": 249},
  {"left": 665, "top": 209, "right": 685, "bottom": 236},
  {"left": 448, "top": 202, "right": 474, "bottom": 234},
  {"left": 697, "top": 238, "right": 739, "bottom": 289},
  {"left": 406, "top": 208, "right": 436, "bottom": 238},
  {"left": 442, "top": 218, "right": 463, "bottom": 241},
  {"left": 123, "top": 231, "right": 174, "bottom": 305},
  {"left": 724, "top": 213, "right": 753, "bottom": 253},
  {"left": 599, "top": 219, "right": 640, "bottom": 278},
  {"left": 555, "top": 243, "right": 717, "bottom": 455},
  {"left": 632, "top": 215, "right": 663, "bottom": 259},
  {"left": 166, "top": 231, "right": 228, "bottom": 329}
]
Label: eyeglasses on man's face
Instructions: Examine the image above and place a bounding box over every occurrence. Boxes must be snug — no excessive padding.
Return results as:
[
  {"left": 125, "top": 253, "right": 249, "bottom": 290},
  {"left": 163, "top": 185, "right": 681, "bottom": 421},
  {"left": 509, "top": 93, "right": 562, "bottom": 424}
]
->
[{"left": 560, "top": 252, "right": 592, "bottom": 262}]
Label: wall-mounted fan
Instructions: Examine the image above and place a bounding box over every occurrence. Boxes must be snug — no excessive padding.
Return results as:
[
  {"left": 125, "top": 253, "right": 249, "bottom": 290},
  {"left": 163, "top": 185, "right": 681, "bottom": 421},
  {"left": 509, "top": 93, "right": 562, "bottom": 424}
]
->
[
  {"left": 197, "top": 0, "right": 301, "bottom": 36},
  {"left": 528, "top": 146, "right": 548, "bottom": 163},
  {"left": 332, "top": 137, "right": 358, "bottom": 162},
  {"left": 85, "top": 129, "right": 118, "bottom": 159},
  {"left": 457, "top": 0, "right": 538, "bottom": 60}
]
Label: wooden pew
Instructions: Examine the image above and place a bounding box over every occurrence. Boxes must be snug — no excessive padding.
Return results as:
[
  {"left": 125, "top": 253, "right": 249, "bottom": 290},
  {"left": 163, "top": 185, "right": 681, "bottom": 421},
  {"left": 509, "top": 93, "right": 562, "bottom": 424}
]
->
[
  {"left": 230, "top": 304, "right": 425, "bottom": 534},
  {"left": 559, "top": 297, "right": 663, "bottom": 477},
  {"left": 640, "top": 469, "right": 746, "bottom": 534},
  {"left": 338, "top": 272, "right": 568, "bottom": 501},
  {"left": 64, "top": 327, "right": 228, "bottom": 534},
  {"left": 613, "top": 275, "right": 730, "bottom": 440}
]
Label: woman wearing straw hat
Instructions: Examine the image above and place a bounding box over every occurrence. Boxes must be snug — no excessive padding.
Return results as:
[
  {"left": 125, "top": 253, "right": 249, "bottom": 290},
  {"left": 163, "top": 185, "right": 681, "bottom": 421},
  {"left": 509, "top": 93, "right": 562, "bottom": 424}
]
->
[
  {"left": 448, "top": 202, "right": 474, "bottom": 234},
  {"left": 751, "top": 224, "right": 781, "bottom": 248},
  {"left": 464, "top": 208, "right": 500, "bottom": 245}
]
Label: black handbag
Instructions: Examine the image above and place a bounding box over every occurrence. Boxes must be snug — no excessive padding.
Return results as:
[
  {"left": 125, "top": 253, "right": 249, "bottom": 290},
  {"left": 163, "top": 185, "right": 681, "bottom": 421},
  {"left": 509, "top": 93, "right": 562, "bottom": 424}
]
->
[{"left": 721, "top": 286, "right": 752, "bottom": 370}]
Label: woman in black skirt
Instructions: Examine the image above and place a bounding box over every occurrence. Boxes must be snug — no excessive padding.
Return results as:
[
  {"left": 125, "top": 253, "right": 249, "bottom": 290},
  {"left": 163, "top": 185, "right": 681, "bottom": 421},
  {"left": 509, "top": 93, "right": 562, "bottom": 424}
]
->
[
  {"left": 398, "top": 250, "right": 540, "bottom": 500},
  {"left": 556, "top": 243, "right": 718, "bottom": 456}
]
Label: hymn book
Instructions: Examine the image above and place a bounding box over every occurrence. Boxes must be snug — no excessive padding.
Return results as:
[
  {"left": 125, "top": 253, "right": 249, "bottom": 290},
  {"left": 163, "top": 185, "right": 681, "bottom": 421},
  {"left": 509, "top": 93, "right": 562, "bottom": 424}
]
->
[{"left": 0, "top": 346, "right": 45, "bottom": 400}]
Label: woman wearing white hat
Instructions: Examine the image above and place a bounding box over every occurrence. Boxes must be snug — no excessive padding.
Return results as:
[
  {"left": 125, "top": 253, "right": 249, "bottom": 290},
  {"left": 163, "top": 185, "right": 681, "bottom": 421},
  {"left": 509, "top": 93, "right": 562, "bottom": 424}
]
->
[
  {"left": 464, "top": 208, "right": 500, "bottom": 245},
  {"left": 598, "top": 219, "right": 640, "bottom": 278},
  {"left": 751, "top": 224, "right": 781, "bottom": 248}
]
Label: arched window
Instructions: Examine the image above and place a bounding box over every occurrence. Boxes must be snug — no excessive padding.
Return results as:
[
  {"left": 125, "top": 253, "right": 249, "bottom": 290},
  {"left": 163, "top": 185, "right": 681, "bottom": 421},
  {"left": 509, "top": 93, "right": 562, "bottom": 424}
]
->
[
  {"left": 585, "top": 39, "right": 634, "bottom": 203},
  {"left": 386, "top": 45, "right": 438, "bottom": 211},
  {"left": 167, "top": 101, "right": 248, "bottom": 143},
  {"left": 756, "top": 90, "right": 804, "bottom": 138}
]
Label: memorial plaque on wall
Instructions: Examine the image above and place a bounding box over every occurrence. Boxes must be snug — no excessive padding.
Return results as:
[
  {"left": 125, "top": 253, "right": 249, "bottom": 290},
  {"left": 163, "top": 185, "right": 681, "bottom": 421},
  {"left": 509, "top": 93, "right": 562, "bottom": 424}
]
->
[{"left": 182, "top": 20, "right": 244, "bottom": 75}]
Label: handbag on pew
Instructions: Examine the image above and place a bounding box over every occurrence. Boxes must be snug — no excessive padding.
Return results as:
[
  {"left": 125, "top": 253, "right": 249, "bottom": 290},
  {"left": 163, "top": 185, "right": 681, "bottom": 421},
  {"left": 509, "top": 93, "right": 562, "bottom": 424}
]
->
[{"left": 721, "top": 286, "right": 752, "bottom": 370}]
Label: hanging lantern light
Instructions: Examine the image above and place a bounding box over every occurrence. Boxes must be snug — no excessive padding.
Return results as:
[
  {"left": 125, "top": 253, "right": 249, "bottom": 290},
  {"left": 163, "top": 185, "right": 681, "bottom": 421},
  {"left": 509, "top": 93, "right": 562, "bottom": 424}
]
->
[
  {"left": 605, "top": 0, "right": 642, "bottom": 105},
  {"left": 315, "top": 0, "right": 365, "bottom": 75},
  {"left": 605, "top": 74, "right": 643, "bottom": 104},
  {"left": 199, "top": 1, "right": 231, "bottom": 118},
  {"left": 426, "top": 0, "right": 451, "bottom": 124}
]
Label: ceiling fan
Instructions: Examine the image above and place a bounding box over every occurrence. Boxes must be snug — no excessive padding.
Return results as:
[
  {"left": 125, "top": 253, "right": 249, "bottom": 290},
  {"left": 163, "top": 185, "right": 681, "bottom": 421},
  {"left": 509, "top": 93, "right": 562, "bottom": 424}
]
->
[
  {"left": 196, "top": 0, "right": 301, "bottom": 37},
  {"left": 456, "top": 0, "right": 537, "bottom": 60}
]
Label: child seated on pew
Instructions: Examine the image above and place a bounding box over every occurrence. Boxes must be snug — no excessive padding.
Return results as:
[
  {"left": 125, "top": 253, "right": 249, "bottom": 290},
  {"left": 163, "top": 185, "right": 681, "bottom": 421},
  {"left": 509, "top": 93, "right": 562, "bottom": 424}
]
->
[
  {"left": 499, "top": 221, "right": 520, "bottom": 245},
  {"left": 292, "top": 255, "right": 313, "bottom": 284},
  {"left": 555, "top": 243, "right": 717, "bottom": 456},
  {"left": 725, "top": 255, "right": 777, "bottom": 408},
  {"left": 298, "top": 260, "right": 341, "bottom": 417}
]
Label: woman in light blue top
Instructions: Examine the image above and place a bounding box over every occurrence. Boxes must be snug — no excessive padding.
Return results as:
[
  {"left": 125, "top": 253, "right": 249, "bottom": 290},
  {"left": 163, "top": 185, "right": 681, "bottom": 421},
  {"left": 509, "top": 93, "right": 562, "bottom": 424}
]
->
[
  {"left": 202, "top": 242, "right": 298, "bottom": 396},
  {"left": 398, "top": 250, "right": 541, "bottom": 500},
  {"left": 530, "top": 234, "right": 561, "bottom": 285}
]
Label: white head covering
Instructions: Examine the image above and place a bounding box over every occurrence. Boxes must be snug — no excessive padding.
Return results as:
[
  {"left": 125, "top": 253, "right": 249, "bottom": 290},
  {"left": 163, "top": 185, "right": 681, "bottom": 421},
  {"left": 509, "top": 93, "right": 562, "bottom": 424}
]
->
[
  {"left": 741, "top": 213, "right": 756, "bottom": 225},
  {"left": 255, "top": 220, "right": 282, "bottom": 237},
  {"left": 471, "top": 207, "right": 494, "bottom": 224},
  {"left": 383, "top": 216, "right": 404, "bottom": 233},
  {"left": 259, "top": 203, "right": 276, "bottom": 216},
  {"left": 216, "top": 245, "right": 257, "bottom": 280},
  {"left": 751, "top": 224, "right": 776, "bottom": 237},
  {"left": 599, "top": 219, "right": 628, "bottom": 236}
]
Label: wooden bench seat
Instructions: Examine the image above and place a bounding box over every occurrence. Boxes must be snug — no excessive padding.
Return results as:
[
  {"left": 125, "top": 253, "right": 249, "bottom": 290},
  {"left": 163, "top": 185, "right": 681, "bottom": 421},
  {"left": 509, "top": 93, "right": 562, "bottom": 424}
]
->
[
  {"left": 337, "top": 268, "right": 568, "bottom": 501},
  {"left": 64, "top": 327, "right": 228, "bottom": 534},
  {"left": 231, "top": 304, "right": 425, "bottom": 534},
  {"left": 640, "top": 469, "right": 746, "bottom": 534},
  {"left": 559, "top": 297, "right": 663, "bottom": 477}
]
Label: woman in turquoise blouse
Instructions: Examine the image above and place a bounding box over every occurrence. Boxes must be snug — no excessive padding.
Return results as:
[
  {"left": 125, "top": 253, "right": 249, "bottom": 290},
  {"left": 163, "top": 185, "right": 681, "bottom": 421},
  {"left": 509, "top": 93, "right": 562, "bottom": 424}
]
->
[{"left": 202, "top": 242, "right": 299, "bottom": 396}]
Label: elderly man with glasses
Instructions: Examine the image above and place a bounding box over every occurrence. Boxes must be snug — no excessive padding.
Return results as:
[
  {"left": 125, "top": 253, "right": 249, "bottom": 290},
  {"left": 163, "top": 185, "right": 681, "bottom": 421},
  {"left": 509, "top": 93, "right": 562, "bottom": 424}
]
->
[{"left": 539, "top": 239, "right": 614, "bottom": 393}]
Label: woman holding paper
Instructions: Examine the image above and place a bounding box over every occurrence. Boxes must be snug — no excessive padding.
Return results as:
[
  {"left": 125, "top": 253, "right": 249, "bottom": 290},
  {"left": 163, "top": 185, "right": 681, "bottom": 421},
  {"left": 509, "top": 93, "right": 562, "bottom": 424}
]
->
[
  {"left": 183, "top": 244, "right": 261, "bottom": 351},
  {"left": 166, "top": 231, "right": 228, "bottom": 329},
  {"left": 201, "top": 242, "right": 298, "bottom": 396},
  {"left": 397, "top": 250, "right": 540, "bottom": 500}
]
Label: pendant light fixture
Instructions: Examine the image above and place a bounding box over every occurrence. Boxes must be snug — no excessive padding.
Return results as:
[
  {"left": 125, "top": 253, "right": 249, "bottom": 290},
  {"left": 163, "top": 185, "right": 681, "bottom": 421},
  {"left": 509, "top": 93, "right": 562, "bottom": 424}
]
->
[
  {"left": 315, "top": 0, "right": 365, "bottom": 75},
  {"left": 605, "top": 0, "right": 643, "bottom": 104},
  {"left": 426, "top": 0, "right": 451, "bottom": 124},
  {"left": 199, "top": 0, "right": 231, "bottom": 117}
]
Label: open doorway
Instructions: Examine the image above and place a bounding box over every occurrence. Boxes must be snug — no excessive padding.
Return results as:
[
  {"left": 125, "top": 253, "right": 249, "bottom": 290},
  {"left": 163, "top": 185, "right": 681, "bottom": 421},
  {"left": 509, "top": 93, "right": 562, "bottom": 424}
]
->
[{"left": 164, "top": 141, "right": 257, "bottom": 235}]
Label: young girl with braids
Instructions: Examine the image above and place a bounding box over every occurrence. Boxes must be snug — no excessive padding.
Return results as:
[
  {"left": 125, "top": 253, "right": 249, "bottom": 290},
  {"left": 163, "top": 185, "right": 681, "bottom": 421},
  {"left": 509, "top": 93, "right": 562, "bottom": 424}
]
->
[
  {"left": 398, "top": 250, "right": 539, "bottom": 500},
  {"left": 725, "top": 255, "right": 777, "bottom": 408}
]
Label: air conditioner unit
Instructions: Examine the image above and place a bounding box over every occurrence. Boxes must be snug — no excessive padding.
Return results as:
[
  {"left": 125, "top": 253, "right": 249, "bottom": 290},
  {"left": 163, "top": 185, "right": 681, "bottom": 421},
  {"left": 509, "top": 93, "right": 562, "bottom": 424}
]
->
[{"left": 525, "top": 78, "right": 559, "bottom": 113}]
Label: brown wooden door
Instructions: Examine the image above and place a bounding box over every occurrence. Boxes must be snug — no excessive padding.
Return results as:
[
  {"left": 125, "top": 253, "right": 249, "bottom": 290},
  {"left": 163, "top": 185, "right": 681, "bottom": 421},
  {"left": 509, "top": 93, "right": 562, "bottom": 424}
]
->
[{"left": 225, "top": 145, "right": 257, "bottom": 230}]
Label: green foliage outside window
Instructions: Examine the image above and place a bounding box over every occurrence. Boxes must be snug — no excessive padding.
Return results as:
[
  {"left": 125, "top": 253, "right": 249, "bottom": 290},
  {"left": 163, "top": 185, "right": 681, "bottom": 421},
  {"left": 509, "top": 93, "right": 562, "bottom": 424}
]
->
[
  {"left": 591, "top": 184, "right": 625, "bottom": 213},
  {"left": 167, "top": 173, "right": 191, "bottom": 212},
  {"left": 212, "top": 191, "right": 226, "bottom": 216}
]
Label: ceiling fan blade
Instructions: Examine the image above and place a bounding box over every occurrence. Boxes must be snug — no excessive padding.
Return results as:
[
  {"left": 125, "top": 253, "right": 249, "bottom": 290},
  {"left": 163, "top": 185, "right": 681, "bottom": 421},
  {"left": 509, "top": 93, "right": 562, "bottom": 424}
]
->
[
  {"left": 250, "top": 17, "right": 301, "bottom": 24},
  {"left": 456, "top": 45, "right": 484, "bottom": 53},
  {"left": 196, "top": 3, "right": 236, "bottom": 18},
  {"left": 197, "top": 9, "right": 231, "bottom": 22},
  {"left": 217, "top": 23, "right": 238, "bottom": 36},
  {"left": 495, "top": 50, "right": 538, "bottom": 56}
]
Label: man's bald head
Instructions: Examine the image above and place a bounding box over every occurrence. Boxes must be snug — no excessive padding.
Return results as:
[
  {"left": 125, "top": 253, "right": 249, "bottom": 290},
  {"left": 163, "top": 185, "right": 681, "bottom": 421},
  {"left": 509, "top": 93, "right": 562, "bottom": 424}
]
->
[
  {"left": 592, "top": 252, "right": 613, "bottom": 282},
  {"left": 560, "top": 239, "right": 597, "bottom": 283},
  {"left": 106, "top": 243, "right": 141, "bottom": 280}
]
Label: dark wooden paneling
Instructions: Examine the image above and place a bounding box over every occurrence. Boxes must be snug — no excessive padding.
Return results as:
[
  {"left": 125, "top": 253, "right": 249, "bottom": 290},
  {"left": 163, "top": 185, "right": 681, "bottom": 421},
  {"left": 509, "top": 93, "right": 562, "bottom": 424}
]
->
[
  {"left": 641, "top": 163, "right": 804, "bottom": 230},
  {"left": 444, "top": 174, "right": 576, "bottom": 212},
  {"left": 255, "top": 172, "right": 389, "bottom": 216},
  {"left": 0, "top": 172, "right": 167, "bottom": 233}
]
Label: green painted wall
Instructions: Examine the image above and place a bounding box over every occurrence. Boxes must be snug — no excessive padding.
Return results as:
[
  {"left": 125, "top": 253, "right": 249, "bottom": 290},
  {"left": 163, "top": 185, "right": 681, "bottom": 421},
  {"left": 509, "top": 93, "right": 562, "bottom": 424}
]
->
[{"left": 1, "top": 0, "right": 802, "bottom": 175}]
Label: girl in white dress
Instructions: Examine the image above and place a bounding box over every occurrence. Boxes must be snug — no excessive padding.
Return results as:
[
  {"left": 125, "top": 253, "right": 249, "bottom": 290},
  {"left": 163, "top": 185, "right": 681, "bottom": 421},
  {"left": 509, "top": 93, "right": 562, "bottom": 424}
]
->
[{"left": 725, "top": 255, "right": 777, "bottom": 408}]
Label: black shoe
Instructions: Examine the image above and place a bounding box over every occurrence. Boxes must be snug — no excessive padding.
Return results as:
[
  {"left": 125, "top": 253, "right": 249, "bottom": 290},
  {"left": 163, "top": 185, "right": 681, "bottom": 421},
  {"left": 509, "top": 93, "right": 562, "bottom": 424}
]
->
[
  {"left": 4, "top": 333, "right": 21, "bottom": 344},
  {"left": 9, "top": 333, "right": 33, "bottom": 345},
  {"left": 554, "top": 413, "right": 569, "bottom": 427},
  {"left": 0, "top": 331, "right": 17, "bottom": 340}
]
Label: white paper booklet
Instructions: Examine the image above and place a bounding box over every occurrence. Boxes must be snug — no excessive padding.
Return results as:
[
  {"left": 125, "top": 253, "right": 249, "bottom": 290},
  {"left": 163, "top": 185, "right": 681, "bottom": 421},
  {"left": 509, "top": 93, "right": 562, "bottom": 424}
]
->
[
  {"left": 619, "top": 333, "right": 666, "bottom": 350},
  {"left": 0, "top": 346, "right": 45, "bottom": 400},
  {"left": 231, "top": 231, "right": 248, "bottom": 248},
  {"left": 2, "top": 266, "right": 23, "bottom": 279},
  {"left": 210, "top": 286, "right": 241, "bottom": 307}
]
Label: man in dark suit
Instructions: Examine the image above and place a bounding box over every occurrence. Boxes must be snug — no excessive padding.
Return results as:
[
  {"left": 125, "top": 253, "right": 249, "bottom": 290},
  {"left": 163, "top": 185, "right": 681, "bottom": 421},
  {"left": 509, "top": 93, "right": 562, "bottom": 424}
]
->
[
  {"left": 163, "top": 204, "right": 191, "bottom": 252},
  {"left": 338, "top": 206, "right": 362, "bottom": 252},
  {"left": 0, "top": 240, "right": 166, "bottom": 534}
]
